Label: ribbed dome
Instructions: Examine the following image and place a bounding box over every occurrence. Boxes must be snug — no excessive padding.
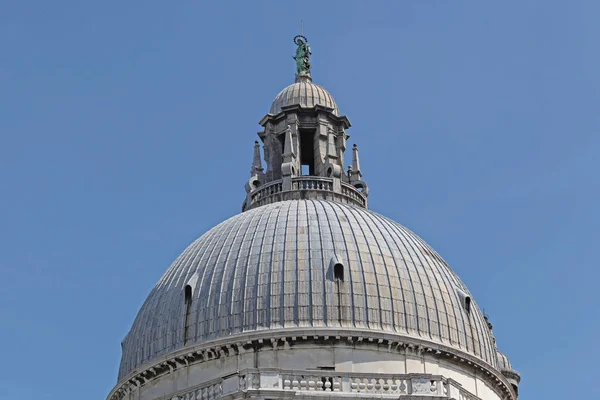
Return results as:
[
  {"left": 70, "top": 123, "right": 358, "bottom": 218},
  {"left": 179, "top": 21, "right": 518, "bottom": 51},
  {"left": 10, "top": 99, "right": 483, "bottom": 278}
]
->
[
  {"left": 497, "top": 351, "right": 512, "bottom": 371},
  {"left": 119, "top": 200, "right": 496, "bottom": 379},
  {"left": 269, "top": 78, "right": 339, "bottom": 116},
  {"left": 496, "top": 350, "right": 521, "bottom": 392}
]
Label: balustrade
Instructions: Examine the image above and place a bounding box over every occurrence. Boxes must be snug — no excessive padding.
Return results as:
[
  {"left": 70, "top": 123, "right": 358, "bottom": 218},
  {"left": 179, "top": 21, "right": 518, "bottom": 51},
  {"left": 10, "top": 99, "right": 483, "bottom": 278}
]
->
[
  {"left": 126, "top": 370, "right": 481, "bottom": 400},
  {"left": 292, "top": 176, "right": 334, "bottom": 191},
  {"left": 247, "top": 177, "right": 367, "bottom": 210}
]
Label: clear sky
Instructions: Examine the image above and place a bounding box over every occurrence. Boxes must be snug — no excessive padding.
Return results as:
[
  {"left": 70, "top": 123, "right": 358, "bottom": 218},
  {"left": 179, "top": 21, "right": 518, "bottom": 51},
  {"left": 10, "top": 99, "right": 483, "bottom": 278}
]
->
[{"left": 1, "top": 1, "right": 599, "bottom": 399}]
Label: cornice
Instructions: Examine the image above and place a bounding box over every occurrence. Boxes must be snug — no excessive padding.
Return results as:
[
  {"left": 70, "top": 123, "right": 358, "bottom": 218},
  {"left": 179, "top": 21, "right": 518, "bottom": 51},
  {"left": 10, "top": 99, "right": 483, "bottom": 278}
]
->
[
  {"left": 259, "top": 105, "right": 351, "bottom": 128},
  {"left": 108, "top": 328, "right": 516, "bottom": 400}
]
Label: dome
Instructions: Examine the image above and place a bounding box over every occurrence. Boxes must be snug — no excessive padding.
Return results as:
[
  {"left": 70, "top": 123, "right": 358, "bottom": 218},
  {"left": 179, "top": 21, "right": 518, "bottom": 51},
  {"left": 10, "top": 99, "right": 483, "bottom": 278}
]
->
[
  {"left": 269, "top": 77, "right": 340, "bottom": 116},
  {"left": 119, "top": 200, "right": 497, "bottom": 379},
  {"left": 496, "top": 350, "right": 521, "bottom": 395},
  {"left": 497, "top": 350, "right": 512, "bottom": 371}
]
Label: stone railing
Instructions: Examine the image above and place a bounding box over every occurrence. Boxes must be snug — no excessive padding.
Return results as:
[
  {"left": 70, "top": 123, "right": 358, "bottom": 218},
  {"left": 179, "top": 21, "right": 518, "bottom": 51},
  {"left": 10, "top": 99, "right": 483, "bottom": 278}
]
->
[
  {"left": 244, "top": 176, "right": 367, "bottom": 211},
  {"left": 292, "top": 176, "right": 334, "bottom": 191},
  {"left": 164, "top": 380, "right": 223, "bottom": 400},
  {"left": 146, "top": 370, "right": 487, "bottom": 400},
  {"left": 341, "top": 181, "right": 367, "bottom": 206},
  {"left": 135, "top": 370, "right": 485, "bottom": 400},
  {"left": 246, "top": 179, "right": 284, "bottom": 209}
]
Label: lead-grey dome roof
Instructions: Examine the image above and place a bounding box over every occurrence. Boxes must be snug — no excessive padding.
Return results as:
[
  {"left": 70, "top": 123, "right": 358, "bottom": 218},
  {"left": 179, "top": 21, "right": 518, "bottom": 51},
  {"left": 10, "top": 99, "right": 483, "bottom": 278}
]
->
[
  {"left": 119, "top": 200, "right": 496, "bottom": 379},
  {"left": 269, "top": 78, "right": 339, "bottom": 116},
  {"left": 497, "top": 351, "right": 512, "bottom": 371}
]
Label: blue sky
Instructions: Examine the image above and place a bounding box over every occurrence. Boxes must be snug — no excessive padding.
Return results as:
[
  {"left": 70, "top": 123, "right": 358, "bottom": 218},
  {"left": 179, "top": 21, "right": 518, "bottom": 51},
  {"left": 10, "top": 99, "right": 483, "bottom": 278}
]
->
[{"left": 1, "top": 1, "right": 599, "bottom": 399}]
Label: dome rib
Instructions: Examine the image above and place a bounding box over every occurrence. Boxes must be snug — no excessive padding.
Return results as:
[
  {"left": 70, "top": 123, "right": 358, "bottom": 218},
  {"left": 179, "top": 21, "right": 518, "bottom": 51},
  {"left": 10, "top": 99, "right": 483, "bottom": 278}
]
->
[
  {"left": 409, "top": 224, "right": 470, "bottom": 350},
  {"left": 339, "top": 201, "right": 386, "bottom": 331},
  {"left": 119, "top": 200, "right": 497, "bottom": 379},
  {"left": 404, "top": 230, "right": 454, "bottom": 347},
  {"left": 326, "top": 200, "right": 367, "bottom": 328},
  {"left": 236, "top": 199, "right": 266, "bottom": 332},
  {"left": 217, "top": 204, "right": 256, "bottom": 335},
  {"left": 366, "top": 210, "right": 410, "bottom": 333},
  {"left": 403, "top": 224, "right": 445, "bottom": 341},
  {"left": 381, "top": 212, "right": 422, "bottom": 336},
  {"left": 310, "top": 200, "right": 329, "bottom": 325}
]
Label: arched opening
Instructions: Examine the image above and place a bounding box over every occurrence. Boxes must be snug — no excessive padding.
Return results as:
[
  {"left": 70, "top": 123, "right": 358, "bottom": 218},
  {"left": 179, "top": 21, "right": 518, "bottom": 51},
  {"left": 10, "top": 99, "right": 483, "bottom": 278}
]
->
[
  {"left": 333, "top": 262, "right": 344, "bottom": 325},
  {"left": 279, "top": 135, "right": 285, "bottom": 155},
  {"left": 456, "top": 288, "right": 471, "bottom": 313},
  {"left": 329, "top": 256, "right": 345, "bottom": 325},
  {"left": 333, "top": 263, "right": 344, "bottom": 282},
  {"left": 183, "top": 285, "right": 193, "bottom": 343},
  {"left": 299, "top": 128, "right": 316, "bottom": 175}
]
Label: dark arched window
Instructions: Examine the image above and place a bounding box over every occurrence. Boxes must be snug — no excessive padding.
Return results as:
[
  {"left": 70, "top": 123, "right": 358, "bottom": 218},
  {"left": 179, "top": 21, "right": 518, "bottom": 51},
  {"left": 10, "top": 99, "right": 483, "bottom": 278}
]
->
[
  {"left": 456, "top": 288, "right": 471, "bottom": 314},
  {"left": 183, "top": 285, "right": 193, "bottom": 343},
  {"left": 333, "top": 263, "right": 344, "bottom": 282}
]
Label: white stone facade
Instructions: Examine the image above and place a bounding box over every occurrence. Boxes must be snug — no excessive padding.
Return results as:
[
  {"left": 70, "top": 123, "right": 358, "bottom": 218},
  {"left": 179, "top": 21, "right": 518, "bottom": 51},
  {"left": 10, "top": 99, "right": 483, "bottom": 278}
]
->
[{"left": 108, "top": 333, "right": 513, "bottom": 400}]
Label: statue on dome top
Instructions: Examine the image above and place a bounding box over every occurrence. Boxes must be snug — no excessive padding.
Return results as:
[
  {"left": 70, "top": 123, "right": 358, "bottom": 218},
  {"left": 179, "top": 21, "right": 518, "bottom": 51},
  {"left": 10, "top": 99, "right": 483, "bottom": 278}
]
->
[{"left": 293, "top": 35, "right": 311, "bottom": 77}]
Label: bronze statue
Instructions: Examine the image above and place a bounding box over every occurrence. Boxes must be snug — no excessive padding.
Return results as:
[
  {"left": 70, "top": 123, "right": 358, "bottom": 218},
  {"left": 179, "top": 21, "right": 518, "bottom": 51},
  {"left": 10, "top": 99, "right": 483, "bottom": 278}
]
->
[{"left": 293, "top": 35, "right": 311, "bottom": 76}]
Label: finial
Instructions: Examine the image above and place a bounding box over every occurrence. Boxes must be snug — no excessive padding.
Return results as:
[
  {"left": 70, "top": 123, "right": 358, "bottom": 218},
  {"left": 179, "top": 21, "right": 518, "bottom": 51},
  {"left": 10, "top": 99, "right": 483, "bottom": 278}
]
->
[
  {"left": 352, "top": 144, "right": 361, "bottom": 175},
  {"left": 293, "top": 34, "right": 311, "bottom": 80},
  {"left": 250, "top": 140, "right": 263, "bottom": 176},
  {"left": 348, "top": 143, "right": 368, "bottom": 197}
]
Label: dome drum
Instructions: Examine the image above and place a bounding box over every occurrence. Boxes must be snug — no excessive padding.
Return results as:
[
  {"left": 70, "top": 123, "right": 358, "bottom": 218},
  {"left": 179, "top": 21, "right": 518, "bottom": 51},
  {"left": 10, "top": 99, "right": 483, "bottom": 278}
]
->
[{"left": 110, "top": 331, "right": 516, "bottom": 400}]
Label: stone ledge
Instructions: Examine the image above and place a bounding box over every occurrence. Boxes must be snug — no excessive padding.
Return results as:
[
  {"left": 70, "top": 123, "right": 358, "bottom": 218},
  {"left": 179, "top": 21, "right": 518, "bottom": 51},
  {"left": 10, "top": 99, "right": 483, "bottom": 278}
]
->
[
  {"left": 107, "top": 329, "right": 515, "bottom": 400},
  {"left": 125, "top": 370, "right": 483, "bottom": 400}
]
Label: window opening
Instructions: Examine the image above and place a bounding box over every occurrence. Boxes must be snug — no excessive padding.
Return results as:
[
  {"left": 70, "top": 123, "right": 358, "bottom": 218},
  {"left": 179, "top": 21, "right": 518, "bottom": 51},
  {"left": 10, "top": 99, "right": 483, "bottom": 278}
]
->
[
  {"left": 299, "top": 129, "right": 315, "bottom": 175},
  {"left": 334, "top": 262, "right": 344, "bottom": 325},
  {"left": 333, "top": 263, "right": 344, "bottom": 281},
  {"left": 279, "top": 135, "right": 285, "bottom": 155},
  {"left": 183, "top": 285, "right": 193, "bottom": 343},
  {"left": 456, "top": 288, "right": 471, "bottom": 314}
]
